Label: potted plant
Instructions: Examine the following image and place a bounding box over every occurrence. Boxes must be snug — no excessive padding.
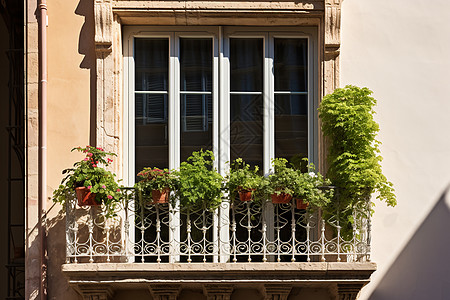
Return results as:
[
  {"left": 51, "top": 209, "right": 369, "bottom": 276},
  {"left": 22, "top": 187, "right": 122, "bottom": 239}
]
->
[
  {"left": 318, "top": 85, "right": 396, "bottom": 232},
  {"left": 173, "top": 150, "right": 223, "bottom": 211},
  {"left": 226, "top": 158, "right": 265, "bottom": 202},
  {"left": 52, "top": 146, "right": 122, "bottom": 217},
  {"left": 267, "top": 158, "right": 298, "bottom": 204},
  {"left": 293, "top": 164, "right": 334, "bottom": 210},
  {"left": 135, "top": 167, "right": 176, "bottom": 204}
]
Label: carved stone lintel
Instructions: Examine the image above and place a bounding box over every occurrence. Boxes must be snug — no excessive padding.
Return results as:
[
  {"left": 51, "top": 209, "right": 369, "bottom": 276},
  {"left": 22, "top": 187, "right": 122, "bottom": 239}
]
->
[
  {"left": 78, "top": 285, "right": 114, "bottom": 300},
  {"left": 203, "top": 284, "right": 234, "bottom": 300},
  {"left": 263, "top": 284, "right": 292, "bottom": 300},
  {"left": 148, "top": 284, "right": 181, "bottom": 300},
  {"left": 337, "top": 284, "right": 364, "bottom": 300},
  {"left": 94, "top": 0, "right": 113, "bottom": 54}
]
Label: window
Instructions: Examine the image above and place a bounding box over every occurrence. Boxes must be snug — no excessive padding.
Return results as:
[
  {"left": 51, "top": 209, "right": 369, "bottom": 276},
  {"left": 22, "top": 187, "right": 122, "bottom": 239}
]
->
[
  {"left": 123, "top": 26, "right": 318, "bottom": 263},
  {"left": 124, "top": 26, "right": 318, "bottom": 182}
]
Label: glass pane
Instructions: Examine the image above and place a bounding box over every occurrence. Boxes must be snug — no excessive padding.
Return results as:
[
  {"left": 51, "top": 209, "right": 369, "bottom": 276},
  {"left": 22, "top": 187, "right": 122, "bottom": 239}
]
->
[
  {"left": 135, "top": 38, "right": 169, "bottom": 91},
  {"left": 230, "top": 39, "right": 263, "bottom": 92},
  {"left": 180, "top": 94, "right": 213, "bottom": 162},
  {"left": 180, "top": 38, "right": 212, "bottom": 92},
  {"left": 135, "top": 94, "right": 169, "bottom": 172},
  {"left": 230, "top": 94, "right": 263, "bottom": 168},
  {"left": 275, "top": 94, "right": 308, "bottom": 169},
  {"left": 274, "top": 38, "right": 308, "bottom": 92}
]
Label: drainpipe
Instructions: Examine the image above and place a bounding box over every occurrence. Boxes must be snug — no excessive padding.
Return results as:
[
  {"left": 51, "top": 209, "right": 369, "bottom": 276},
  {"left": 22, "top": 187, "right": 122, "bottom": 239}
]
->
[{"left": 38, "top": 0, "right": 48, "bottom": 299}]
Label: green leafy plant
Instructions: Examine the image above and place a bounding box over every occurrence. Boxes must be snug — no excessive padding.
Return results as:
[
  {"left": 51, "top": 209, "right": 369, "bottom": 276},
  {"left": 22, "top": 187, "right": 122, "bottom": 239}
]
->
[
  {"left": 267, "top": 158, "right": 298, "bottom": 197},
  {"left": 293, "top": 162, "right": 334, "bottom": 209},
  {"left": 226, "top": 158, "right": 266, "bottom": 202},
  {"left": 318, "top": 85, "right": 396, "bottom": 226},
  {"left": 134, "top": 167, "right": 177, "bottom": 203},
  {"left": 52, "top": 146, "right": 122, "bottom": 217},
  {"left": 173, "top": 150, "right": 223, "bottom": 211}
]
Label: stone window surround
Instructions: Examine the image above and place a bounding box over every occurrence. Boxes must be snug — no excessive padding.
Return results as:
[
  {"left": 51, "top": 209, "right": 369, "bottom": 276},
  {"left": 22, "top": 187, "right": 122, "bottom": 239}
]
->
[{"left": 93, "top": 0, "right": 342, "bottom": 176}]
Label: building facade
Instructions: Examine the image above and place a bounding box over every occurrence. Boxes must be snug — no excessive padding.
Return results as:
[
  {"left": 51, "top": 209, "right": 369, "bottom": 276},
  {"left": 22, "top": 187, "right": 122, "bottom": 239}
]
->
[{"left": 0, "top": 0, "right": 449, "bottom": 299}]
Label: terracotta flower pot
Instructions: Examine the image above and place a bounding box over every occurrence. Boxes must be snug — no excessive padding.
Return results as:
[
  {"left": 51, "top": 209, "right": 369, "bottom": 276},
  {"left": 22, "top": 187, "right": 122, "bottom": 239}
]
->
[
  {"left": 271, "top": 192, "right": 293, "bottom": 204},
  {"left": 238, "top": 189, "right": 254, "bottom": 202},
  {"left": 295, "top": 198, "right": 309, "bottom": 210},
  {"left": 75, "top": 186, "right": 99, "bottom": 207},
  {"left": 152, "top": 188, "right": 170, "bottom": 204}
]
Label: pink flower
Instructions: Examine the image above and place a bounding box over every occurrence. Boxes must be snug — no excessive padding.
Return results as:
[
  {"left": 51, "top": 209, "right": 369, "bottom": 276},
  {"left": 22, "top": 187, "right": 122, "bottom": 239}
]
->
[
  {"left": 83, "top": 158, "right": 88, "bottom": 161},
  {"left": 101, "top": 185, "right": 106, "bottom": 189},
  {"left": 116, "top": 188, "right": 121, "bottom": 192},
  {"left": 107, "top": 195, "right": 113, "bottom": 200},
  {"left": 87, "top": 153, "right": 93, "bottom": 157},
  {"left": 92, "top": 164, "right": 97, "bottom": 168},
  {"left": 87, "top": 185, "right": 92, "bottom": 189}
]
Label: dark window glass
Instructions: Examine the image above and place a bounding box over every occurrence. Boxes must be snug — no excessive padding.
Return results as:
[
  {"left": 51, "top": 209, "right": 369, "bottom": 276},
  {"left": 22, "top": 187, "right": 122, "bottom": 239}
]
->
[
  {"left": 180, "top": 38, "right": 213, "bottom": 162},
  {"left": 274, "top": 38, "right": 308, "bottom": 168},
  {"left": 229, "top": 38, "right": 263, "bottom": 168},
  {"left": 180, "top": 38, "right": 212, "bottom": 92},
  {"left": 135, "top": 38, "right": 169, "bottom": 91},
  {"left": 134, "top": 38, "right": 169, "bottom": 172},
  {"left": 274, "top": 38, "right": 308, "bottom": 92},
  {"left": 230, "top": 39, "right": 263, "bottom": 92}
]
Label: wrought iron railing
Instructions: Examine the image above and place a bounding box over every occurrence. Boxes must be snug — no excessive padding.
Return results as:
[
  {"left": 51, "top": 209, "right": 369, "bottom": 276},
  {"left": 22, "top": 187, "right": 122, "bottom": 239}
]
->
[{"left": 65, "top": 188, "right": 371, "bottom": 264}]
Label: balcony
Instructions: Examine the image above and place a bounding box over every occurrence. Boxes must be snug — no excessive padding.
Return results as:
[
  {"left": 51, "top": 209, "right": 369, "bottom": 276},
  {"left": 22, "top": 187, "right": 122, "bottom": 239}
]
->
[{"left": 62, "top": 188, "right": 376, "bottom": 299}]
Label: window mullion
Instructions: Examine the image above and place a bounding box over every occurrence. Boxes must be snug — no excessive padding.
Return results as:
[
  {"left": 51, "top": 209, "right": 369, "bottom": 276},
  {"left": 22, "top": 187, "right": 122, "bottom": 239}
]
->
[
  {"left": 169, "top": 33, "right": 180, "bottom": 263},
  {"left": 264, "top": 33, "right": 274, "bottom": 174}
]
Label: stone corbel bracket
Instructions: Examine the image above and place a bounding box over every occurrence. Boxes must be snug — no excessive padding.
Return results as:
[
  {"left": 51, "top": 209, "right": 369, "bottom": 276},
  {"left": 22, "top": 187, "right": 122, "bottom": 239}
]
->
[
  {"left": 324, "top": 0, "right": 342, "bottom": 93},
  {"left": 95, "top": 0, "right": 113, "bottom": 54}
]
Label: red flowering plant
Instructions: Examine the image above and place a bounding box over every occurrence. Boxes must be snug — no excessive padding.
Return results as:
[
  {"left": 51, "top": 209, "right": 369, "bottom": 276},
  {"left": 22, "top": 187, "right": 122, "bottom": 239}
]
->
[
  {"left": 134, "top": 167, "right": 177, "bottom": 204},
  {"left": 53, "top": 146, "right": 122, "bottom": 217}
]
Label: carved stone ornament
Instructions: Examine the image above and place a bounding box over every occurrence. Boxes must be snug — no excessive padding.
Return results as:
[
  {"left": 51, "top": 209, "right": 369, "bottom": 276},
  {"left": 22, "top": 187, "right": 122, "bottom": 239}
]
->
[
  {"left": 148, "top": 284, "right": 181, "bottom": 300},
  {"left": 337, "top": 284, "right": 364, "bottom": 300},
  {"left": 323, "top": 0, "right": 343, "bottom": 93},
  {"left": 263, "top": 284, "right": 292, "bottom": 300},
  {"left": 203, "top": 284, "right": 234, "bottom": 300},
  {"left": 325, "top": 0, "right": 342, "bottom": 51},
  {"left": 78, "top": 285, "right": 114, "bottom": 300},
  {"left": 94, "top": 0, "right": 113, "bottom": 53}
]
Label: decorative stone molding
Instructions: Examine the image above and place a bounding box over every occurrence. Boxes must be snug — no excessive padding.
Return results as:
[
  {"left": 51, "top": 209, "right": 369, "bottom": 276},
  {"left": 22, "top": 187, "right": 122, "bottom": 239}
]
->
[
  {"left": 94, "top": 0, "right": 121, "bottom": 171},
  {"left": 263, "top": 284, "right": 292, "bottom": 300},
  {"left": 95, "top": 0, "right": 113, "bottom": 53},
  {"left": 77, "top": 284, "right": 114, "bottom": 300},
  {"left": 337, "top": 284, "right": 364, "bottom": 300},
  {"left": 148, "top": 284, "right": 181, "bottom": 300},
  {"left": 323, "top": 0, "right": 342, "bottom": 93},
  {"left": 203, "top": 284, "right": 234, "bottom": 300},
  {"left": 323, "top": 0, "right": 342, "bottom": 94}
]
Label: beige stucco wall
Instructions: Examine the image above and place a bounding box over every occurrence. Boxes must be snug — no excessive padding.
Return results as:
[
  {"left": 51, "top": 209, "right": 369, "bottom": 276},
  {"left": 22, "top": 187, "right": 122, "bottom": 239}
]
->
[
  {"left": 46, "top": 0, "right": 95, "bottom": 299},
  {"left": 340, "top": 0, "right": 450, "bottom": 299}
]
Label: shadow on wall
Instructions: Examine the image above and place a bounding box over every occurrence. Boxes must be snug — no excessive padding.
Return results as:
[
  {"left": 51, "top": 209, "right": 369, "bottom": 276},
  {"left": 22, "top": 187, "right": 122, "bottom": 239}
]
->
[
  {"left": 45, "top": 207, "right": 80, "bottom": 300},
  {"left": 369, "top": 185, "right": 450, "bottom": 300},
  {"left": 75, "top": 0, "right": 96, "bottom": 145}
]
